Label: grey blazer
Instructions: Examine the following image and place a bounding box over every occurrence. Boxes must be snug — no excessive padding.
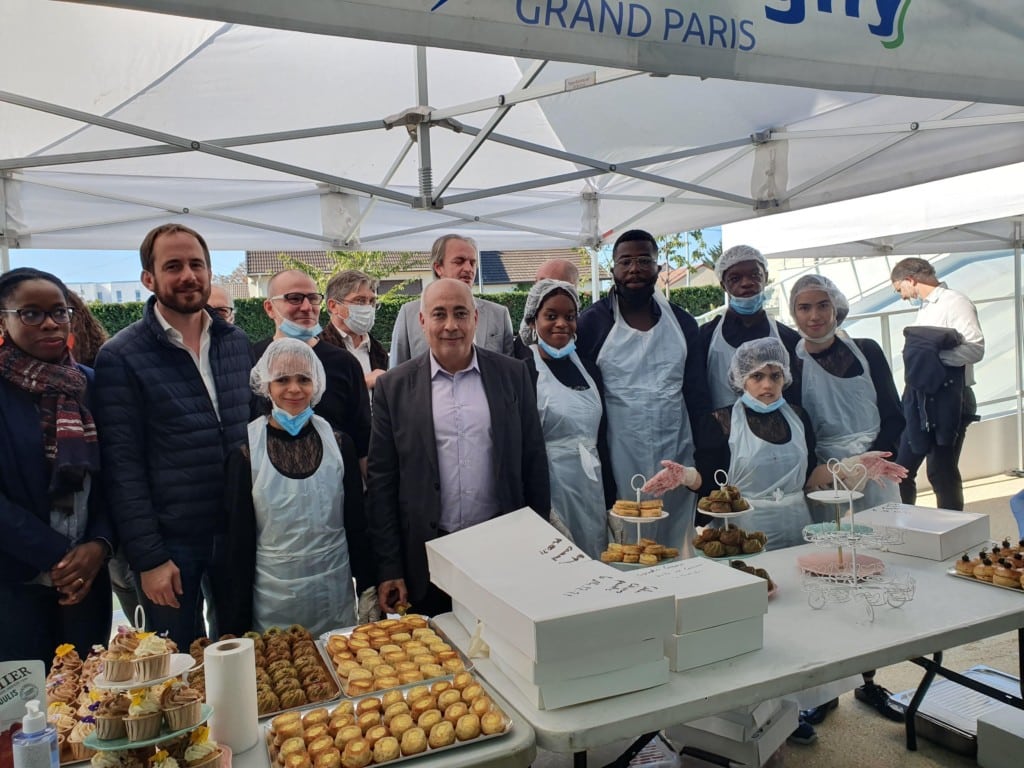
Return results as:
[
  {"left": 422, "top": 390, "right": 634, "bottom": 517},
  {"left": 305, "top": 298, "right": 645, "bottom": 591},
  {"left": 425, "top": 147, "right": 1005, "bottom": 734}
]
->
[
  {"left": 366, "top": 347, "right": 551, "bottom": 603},
  {"left": 388, "top": 297, "right": 514, "bottom": 367}
]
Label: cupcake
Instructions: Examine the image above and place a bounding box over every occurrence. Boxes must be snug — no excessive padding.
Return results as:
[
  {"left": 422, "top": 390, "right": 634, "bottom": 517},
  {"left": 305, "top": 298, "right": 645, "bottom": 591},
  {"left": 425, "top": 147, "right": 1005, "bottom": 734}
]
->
[
  {"left": 149, "top": 749, "right": 179, "bottom": 768},
  {"left": 183, "top": 727, "right": 221, "bottom": 768},
  {"left": 91, "top": 750, "right": 126, "bottom": 768},
  {"left": 124, "top": 689, "right": 163, "bottom": 741},
  {"left": 133, "top": 634, "right": 172, "bottom": 681},
  {"left": 161, "top": 683, "right": 203, "bottom": 731},
  {"left": 68, "top": 718, "right": 97, "bottom": 760},
  {"left": 53, "top": 644, "right": 84, "bottom": 678},
  {"left": 94, "top": 693, "right": 131, "bottom": 741},
  {"left": 105, "top": 628, "right": 140, "bottom": 682}
]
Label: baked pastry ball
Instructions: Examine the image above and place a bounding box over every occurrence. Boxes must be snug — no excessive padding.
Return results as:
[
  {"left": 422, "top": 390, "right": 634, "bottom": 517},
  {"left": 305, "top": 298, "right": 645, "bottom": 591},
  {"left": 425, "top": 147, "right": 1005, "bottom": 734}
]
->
[
  {"left": 283, "top": 754, "right": 312, "bottom": 768},
  {"left": 371, "top": 736, "right": 400, "bottom": 764},
  {"left": 481, "top": 711, "right": 506, "bottom": 735},
  {"left": 354, "top": 648, "right": 377, "bottom": 662},
  {"left": 348, "top": 668, "right": 373, "bottom": 685},
  {"left": 435, "top": 650, "right": 458, "bottom": 662},
  {"left": 274, "top": 718, "right": 305, "bottom": 744},
  {"left": 273, "top": 712, "right": 302, "bottom": 734},
  {"left": 361, "top": 657, "right": 384, "bottom": 671},
  {"left": 431, "top": 681, "right": 452, "bottom": 696},
  {"left": 327, "top": 715, "right": 355, "bottom": 736},
  {"left": 409, "top": 696, "right": 437, "bottom": 719},
  {"left": 470, "top": 695, "right": 493, "bottom": 717},
  {"left": 303, "top": 724, "right": 330, "bottom": 745},
  {"left": 417, "top": 709, "right": 443, "bottom": 731},
  {"left": 387, "top": 713, "right": 414, "bottom": 739},
  {"left": 974, "top": 557, "right": 995, "bottom": 582},
  {"left": 380, "top": 689, "right": 404, "bottom": 708},
  {"left": 390, "top": 633, "right": 412, "bottom": 644},
  {"left": 428, "top": 720, "right": 456, "bottom": 749},
  {"left": 355, "top": 712, "right": 381, "bottom": 732},
  {"left": 455, "top": 713, "right": 481, "bottom": 741},
  {"left": 622, "top": 553, "right": 640, "bottom": 563},
  {"left": 437, "top": 689, "right": 462, "bottom": 710},
  {"left": 382, "top": 702, "right": 410, "bottom": 726},
  {"left": 326, "top": 635, "right": 347, "bottom": 654},
  {"left": 308, "top": 735, "right": 337, "bottom": 762},
  {"left": 451, "top": 672, "right": 474, "bottom": 690},
  {"left": 375, "top": 676, "right": 401, "bottom": 690},
  {"left": 303, "top": 709, "right": 331, "bottom": 728},
  {"left": 333, "top": 725, "right": 363, "bottom": 750},
  {"left": 993, "top": 561, "right": 1022, "bottom": 589},
  {"left": 399, "top": 727, "right": 427, "bottom": 756},
  {"left": 419, "top": 663, "right": 445, "bottom": 679},
  {"left": 382, "top": 651, "right": 406, "bottom": 665},
  {"left": 334, "top": 661, "right": 359, "bottom": 680},
  {"left": 371, "top": 663, "right": 396, "bottom": 679},
  {"left": 332, "top": 701, "right": 354, "bottom": 717},
  {"left": 600, "top": 550, "right": 624, "bottom": 563},
  {"left": 461, "top": 683, "right": 484, "bottom": 703},
  {"left": 362, "top": 725, "right": 389, "bottom": 748},
  {"left": 313, "top": 751, "right": 341, "bottom": 768},
  {"left": 340, "top": 738, "right": 371, "bottom": 768},
  {"left": 443, "top": 702, "right": 469, "bottom": 725},
  {"left": 411, "top": 654, "right": 436, "bottom": 667},
  {"left": 355, "top": 698, "right": 381, "bottom": 715},
  {"left": 278, "top": 736, "right": 307, "bottom": 763},
  {"left": 405, "top": 685, "right": 431, "bottom": 703},
  {"left": 639, "top": 553, "right": 659, "bottom": 565}
]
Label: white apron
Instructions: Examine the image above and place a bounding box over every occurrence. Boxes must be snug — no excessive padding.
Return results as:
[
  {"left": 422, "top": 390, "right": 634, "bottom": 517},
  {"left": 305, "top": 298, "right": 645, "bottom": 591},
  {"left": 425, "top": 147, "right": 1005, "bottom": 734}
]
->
[
  {"left": 249, "top": 416, "right": 356, "bottom": 635},
  {"left": 532, "top": 346, "right": 608, "bottom": 559},
  {"left": 707, "top": 316, "right": 782, "bottom": 410},
  {"left": 796, "top": 336, "right": 900, "bottom": 521},
  {"left": 727, "top": 399, "right": 812, "bottom": 550},
  {"left": 597, "top": 292, "right": 696, "bottom": 552}
]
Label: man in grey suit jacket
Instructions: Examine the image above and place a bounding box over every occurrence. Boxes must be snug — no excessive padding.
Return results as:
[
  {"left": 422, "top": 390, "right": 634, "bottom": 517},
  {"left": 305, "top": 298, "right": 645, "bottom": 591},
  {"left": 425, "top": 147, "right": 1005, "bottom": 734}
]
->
[
  {"left": 368, "top": 279, "right": 550, "bottom": 617},
  {"left": 389, "top": 234, "right": 514, "bottom": 366}
]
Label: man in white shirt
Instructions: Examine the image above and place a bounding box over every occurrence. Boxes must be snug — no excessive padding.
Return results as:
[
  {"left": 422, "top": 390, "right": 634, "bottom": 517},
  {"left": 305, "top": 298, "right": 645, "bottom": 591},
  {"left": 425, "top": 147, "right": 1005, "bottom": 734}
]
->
[{"left": 891, "top": 258, "right": 984, "bottom": 510}]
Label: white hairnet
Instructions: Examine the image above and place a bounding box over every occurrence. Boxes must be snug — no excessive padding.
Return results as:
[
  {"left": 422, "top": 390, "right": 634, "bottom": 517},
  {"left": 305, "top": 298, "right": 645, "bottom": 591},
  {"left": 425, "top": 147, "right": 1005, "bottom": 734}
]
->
[
  {"left": 728, "top": 337, "right": 792, "bottom": 392},
  {"left": 715, "top": 244, "right": 767, "bottom": 281},
  {"left": 788, "top": 274, "right": 850, "bottom": 326},
  {"left": 251, "top": 337, "right": 327, "bottom": 406},
  {"left": 519, "top": 279, "right": 580, "bottom": 345}
]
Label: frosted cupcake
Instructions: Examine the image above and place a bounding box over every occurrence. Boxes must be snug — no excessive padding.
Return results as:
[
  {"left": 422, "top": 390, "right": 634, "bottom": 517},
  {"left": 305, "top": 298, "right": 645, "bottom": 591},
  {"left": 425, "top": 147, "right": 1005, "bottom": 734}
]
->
[
  {"left": 183, "top": 727, "right": 221, "bottom": 768},
  {"left": 91, "top": 751, "right": 126, "bottom": 768},
  {"left": 160, "top": 682, "right": 203, "bottom": 731},
  {"left": 149, "top": 749, "right": 180, "bottom": 768},
  {"left": 105, "top": 629, "right": 140, "bottom": 682},
  {"left": 133, "top": 634, "right": 172, "bottom": 681},
  {"left": 94, "top": 693, "right": 131, "bottom": 741},
  {"left": 52, "top": 644, "right": 84, "bottom": 678},
  {"left": 124, "top": 689, "right": 163, "bottom": 741},
  {"left": 68, "top": 717, "right": 97, "bottom": 760}
]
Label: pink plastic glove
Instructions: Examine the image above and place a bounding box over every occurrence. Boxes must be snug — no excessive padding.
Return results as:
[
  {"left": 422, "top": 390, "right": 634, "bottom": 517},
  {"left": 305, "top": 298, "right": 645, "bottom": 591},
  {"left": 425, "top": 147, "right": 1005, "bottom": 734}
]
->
[
  {"left": 641, "top": 460, "right": 701, "bottom": 496},
  {"left": 844, "top": 451, "right": 909, "bottom": 487}
]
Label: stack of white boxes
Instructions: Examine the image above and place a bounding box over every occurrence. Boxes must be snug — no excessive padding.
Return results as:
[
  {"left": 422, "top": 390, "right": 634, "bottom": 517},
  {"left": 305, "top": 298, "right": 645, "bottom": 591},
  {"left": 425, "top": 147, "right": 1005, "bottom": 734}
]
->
[
  {"left": 855, "top": 504, "right": 990, "bottom": 560},
  {"left": 426, "top": 509, "right": 675, "bottom": 709},
  {"left": 629, "top": 558, "right": 768, "bottom": 672}
]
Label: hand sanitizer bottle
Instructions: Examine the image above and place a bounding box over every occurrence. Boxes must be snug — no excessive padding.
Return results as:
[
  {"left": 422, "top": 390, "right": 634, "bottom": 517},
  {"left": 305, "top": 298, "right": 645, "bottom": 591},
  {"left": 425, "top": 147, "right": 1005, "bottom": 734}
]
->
[{"left": 12, "top": 700, "right": 58, "bottom": 768}]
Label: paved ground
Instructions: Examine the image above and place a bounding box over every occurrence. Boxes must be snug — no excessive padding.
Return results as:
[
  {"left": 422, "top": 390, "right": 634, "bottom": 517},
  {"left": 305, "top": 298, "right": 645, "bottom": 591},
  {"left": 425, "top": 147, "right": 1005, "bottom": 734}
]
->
[{"left": 533, "top": 473, "right": 1024, "bottom": 768}]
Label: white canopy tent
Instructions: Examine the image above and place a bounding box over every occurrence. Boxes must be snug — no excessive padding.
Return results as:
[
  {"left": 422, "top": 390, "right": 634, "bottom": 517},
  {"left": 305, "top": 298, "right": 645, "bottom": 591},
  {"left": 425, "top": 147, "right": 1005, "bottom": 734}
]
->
[{"left": 4, "top": 0, "right": 1024, "bottom": 272}]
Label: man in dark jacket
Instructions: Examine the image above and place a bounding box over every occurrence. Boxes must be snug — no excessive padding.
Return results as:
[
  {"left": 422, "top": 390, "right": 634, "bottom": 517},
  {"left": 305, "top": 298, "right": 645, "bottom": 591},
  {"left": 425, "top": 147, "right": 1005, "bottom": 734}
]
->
[{"left": 94, "top": 224, "right": 253, "bottom": 648}]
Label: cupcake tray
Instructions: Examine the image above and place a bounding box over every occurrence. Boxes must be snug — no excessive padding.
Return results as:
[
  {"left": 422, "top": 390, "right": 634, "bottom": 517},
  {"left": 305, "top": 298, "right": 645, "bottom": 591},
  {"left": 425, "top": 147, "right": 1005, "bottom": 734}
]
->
[
  {"left": 947, "top": 568, "right": 1024, "bottom": 593},
  {"left": 262, "top": 674, "right": 512, "bottom": 767},
  {"left": 83, "top": 704, "right": 213, "bottom": 751},
  {"left": 316, "top": 620, "right": 474, "bottom": 700},
  {"left": 93, "top": 653, "right": 197, "bottom": 690}
]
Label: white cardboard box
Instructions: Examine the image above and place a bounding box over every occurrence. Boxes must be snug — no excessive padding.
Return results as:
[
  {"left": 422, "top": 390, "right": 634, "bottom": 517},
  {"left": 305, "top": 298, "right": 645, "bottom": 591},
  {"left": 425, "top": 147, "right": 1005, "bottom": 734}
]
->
[
  {"left": 426, "top": 509, "right": 676, "bottom": 662},
  {"left": 630, "top": 557, "right": 768, "bottom": 634},
  {"left": 683, "top": 699, "right": 784, "bottom": 742},
  {"left": 668, "top": 698, "right": 798, "bottom": 768},
  {"left": 977, "top": 706, "right": 1024, "bottom": 768},
  {"left": 856, "top": 504, "right": 990, "bottom": 560},
  {"left": 490, "top": 650, "right": 670, "bottom": 710},
  {"left": 451, "top": 599, "right": 477, "bottom": 635},
  {"left": 663, "top": 615, "right": 764, "bottom": 672}
]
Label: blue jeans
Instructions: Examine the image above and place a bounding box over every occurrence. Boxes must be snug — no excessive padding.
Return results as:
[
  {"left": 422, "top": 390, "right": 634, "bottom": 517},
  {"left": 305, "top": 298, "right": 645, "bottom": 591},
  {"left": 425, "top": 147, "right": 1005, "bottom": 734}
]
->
[{"left": 136, "top": 538, "right": 225, "bottom": 649}]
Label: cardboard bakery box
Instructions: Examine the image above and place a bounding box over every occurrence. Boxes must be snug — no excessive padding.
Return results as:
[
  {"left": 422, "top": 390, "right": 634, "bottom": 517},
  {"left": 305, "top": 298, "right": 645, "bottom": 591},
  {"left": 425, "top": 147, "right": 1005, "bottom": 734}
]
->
[
  {"left": 451, "top": 599, "right": 477, "bottom": 636},
  {"left": 663, "top": 615, "right": 763, "bottom": 673},
  {"left": 490, "top": 651, "right": 670, "bottom": 710},
  {"left": 630, "top": 557, "right": 768, "bottom": 635},
  {"left": 856, "top": 504, "right": 990, "bottom": 561},
  {"left": 667, "top": 698, "right": 798, "bottom": 767},
  {"left": 683, "top": 699, "right": 785, "bottom": 743},
  {"left": 426, "top": 509, "right": 676, "bottom": 662}
]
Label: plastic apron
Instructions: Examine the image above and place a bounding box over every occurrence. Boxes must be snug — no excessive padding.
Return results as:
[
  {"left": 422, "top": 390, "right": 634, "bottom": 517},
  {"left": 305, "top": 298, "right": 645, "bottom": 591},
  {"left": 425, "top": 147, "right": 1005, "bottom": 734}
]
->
[
  {"left": 597, "top": 292, "right": 695, "bottom": 552},
  {"left": 727, "top": 399, "right": 812, "bottom": 550},
  {"left": 707, "top": 316, "right": 781, "bottom": 410},
  {"left": 531, "top": 346, "right": 608, "bottom": 559},
  {"left": 796, "top": 336, "right": 900, "bottom": 521},
  {"left": 249, "top": 416, "right": 356, "bottom": 636}
]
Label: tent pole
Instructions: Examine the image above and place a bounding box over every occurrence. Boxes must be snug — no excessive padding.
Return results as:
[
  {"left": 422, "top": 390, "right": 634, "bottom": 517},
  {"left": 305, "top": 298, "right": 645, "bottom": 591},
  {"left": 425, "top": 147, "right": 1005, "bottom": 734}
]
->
[
  {"left": 414, "top": 47, "right": 433, "bottom": 210},
  {"left": 1013, "top": 219, "right": 1024, "bottom": 476},
  {"left": 0, "top": 173, "right": 8, "bottom": 272}
]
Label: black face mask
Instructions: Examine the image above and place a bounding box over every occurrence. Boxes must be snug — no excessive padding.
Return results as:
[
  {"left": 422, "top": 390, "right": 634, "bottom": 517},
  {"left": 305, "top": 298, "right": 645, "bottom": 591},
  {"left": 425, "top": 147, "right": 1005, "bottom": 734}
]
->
[{"left": 615, "top": 282, "right": 655, "bottom": 308}]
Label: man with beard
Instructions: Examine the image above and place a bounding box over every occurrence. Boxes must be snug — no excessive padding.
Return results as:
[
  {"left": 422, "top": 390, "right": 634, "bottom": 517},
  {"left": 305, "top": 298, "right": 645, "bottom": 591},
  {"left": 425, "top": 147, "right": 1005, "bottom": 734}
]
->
[
  {"left": 94, "top": 224, "right": 253, "bottom": 647},
  {"left": 576, "top": 230, "right": 710, "bottom": 553}
]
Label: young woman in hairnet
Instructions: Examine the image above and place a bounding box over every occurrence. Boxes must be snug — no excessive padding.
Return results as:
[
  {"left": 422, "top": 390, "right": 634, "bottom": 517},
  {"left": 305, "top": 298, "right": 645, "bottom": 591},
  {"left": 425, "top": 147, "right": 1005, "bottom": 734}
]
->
[
  {"left": 790, "top": 274, "right": 907, "bottom": 521},
  {"left": 519, "top": 279, "right": 616, "bottom": 558},
  {"left": 220, "top": 337, "right": 371, "bottom": 636}
]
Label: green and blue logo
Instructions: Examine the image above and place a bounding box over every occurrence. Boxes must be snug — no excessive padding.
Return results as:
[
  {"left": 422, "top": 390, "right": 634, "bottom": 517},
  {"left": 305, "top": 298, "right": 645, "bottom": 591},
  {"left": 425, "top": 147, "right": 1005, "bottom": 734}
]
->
[{"left": 765, "top": 0, "right": 913, "bottom": 49}]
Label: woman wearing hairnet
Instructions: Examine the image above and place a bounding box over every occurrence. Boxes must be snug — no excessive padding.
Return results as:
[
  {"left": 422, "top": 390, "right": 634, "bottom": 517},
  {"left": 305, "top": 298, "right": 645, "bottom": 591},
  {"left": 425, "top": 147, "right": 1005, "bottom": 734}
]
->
[
  {"left": 520, "top": 279, "right": 616, "bottom": 558},
  {"left": 220, "top": 338, "right": 371, "bottom": 635},
  {"left": 790, "top": 274, "right": 907, "bottom": 519}
]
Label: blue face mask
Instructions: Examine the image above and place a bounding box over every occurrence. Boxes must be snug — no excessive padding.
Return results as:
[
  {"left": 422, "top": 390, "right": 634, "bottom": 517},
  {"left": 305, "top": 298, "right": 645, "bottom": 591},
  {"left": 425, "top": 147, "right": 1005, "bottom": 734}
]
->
[
  {"left": 279, "top": 319, "right": 322, "bottom": 341},
  {"left": 729, "top": 293, "right": 765, "bottom": 315},
  {"left": 741, "top": 391, "right": 785, "bottom": 414},
  {"left": 538, "top": 337, "right": 576, "bottom": 359},
  {"left": 271, "top": 405, "right": 315, "bottom": 436}
]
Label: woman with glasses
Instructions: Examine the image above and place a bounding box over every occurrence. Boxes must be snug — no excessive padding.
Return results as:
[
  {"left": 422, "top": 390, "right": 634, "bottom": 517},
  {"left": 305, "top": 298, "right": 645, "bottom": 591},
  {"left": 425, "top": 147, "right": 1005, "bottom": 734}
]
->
[
  {"left": 321, "top": 270, "right": 389, "bottom": 393},
  {"left": 0, "top": 268, "right": 113, "bottom": 667}
]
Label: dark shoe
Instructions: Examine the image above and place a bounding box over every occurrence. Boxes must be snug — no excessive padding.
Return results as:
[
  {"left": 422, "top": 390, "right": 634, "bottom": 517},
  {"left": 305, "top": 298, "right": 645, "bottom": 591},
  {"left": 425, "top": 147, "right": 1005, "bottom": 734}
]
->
[
  {"left": 854, "top": 683, "right": 906, "bottom": 722},
  {"left": 787, "top": 719, "right": 818, "bottom": 746},
  {"left": 800, "top": 698, "right": 839, "bottom": 725}
]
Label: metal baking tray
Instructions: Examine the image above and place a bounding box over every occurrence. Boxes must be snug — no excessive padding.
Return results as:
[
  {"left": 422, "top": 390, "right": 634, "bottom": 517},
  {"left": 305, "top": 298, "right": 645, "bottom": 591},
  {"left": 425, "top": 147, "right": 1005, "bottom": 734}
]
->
[
  {"left": 241, "top": 632, "right": 344, "bottom": 721},
  {"left": 947, "top": 568, "right": 1024, "bottom": 593},
  {"left": 262, "top": 674, "right": 512, "bottom": 766},
  {"left": 317, "top": 619, "right": 473, "bottom": 699}
]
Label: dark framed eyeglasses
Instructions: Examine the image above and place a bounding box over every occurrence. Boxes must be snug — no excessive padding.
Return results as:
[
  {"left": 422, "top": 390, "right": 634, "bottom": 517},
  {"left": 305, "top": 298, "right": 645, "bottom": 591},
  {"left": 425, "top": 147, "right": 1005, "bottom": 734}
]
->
[
  {"left": 0, "top": 307, "right": 74, "bottom": 326},
  {"left": 210, "top": 305, "right": 235, "bottom": 319},
  {"left": 270, "top": 292, "right": 325, "bottom": 306},
  {"left": 613, "top": 256, "right": 657, "bottom": 270}
]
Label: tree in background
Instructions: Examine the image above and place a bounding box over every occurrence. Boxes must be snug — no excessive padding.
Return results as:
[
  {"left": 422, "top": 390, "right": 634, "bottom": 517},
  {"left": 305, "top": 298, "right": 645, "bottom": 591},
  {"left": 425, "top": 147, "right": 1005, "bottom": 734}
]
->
[
  {"left": 277, "top": 250, "right": 419, "bottom": 298},
  {"left": 213, "top": 261, "right": 249, "bottom": 286},
  {"left": 584, "top": 229, "right": 722, "bottom": 283}
]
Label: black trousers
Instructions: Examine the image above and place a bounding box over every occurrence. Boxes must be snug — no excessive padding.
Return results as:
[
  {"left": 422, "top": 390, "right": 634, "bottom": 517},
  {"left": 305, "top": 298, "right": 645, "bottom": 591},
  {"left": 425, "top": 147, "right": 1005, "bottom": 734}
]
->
[{"left": 896, "top": 387, "right": 977, "bottom": 511}]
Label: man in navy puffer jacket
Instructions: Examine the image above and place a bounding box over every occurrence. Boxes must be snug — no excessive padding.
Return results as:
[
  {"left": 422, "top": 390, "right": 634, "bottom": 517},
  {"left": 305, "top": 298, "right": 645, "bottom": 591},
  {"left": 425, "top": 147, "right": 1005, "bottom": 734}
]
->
[{"left": 94, "top": 224, "right": 253, "bottom": 648}]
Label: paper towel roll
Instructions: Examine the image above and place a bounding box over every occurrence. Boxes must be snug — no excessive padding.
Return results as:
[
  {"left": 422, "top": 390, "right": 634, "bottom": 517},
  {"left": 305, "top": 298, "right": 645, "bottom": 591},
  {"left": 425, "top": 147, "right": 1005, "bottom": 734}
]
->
[{"left": 204, "top": 638, "right": 259, "bottom": 754}]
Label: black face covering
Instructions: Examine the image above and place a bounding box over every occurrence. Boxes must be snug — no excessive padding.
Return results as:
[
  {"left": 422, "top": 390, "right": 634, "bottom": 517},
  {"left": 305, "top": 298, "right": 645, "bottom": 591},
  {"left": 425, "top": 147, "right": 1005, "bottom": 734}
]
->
[{"left": 615, "top": 282, "right": 655, "bottom": 308}]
